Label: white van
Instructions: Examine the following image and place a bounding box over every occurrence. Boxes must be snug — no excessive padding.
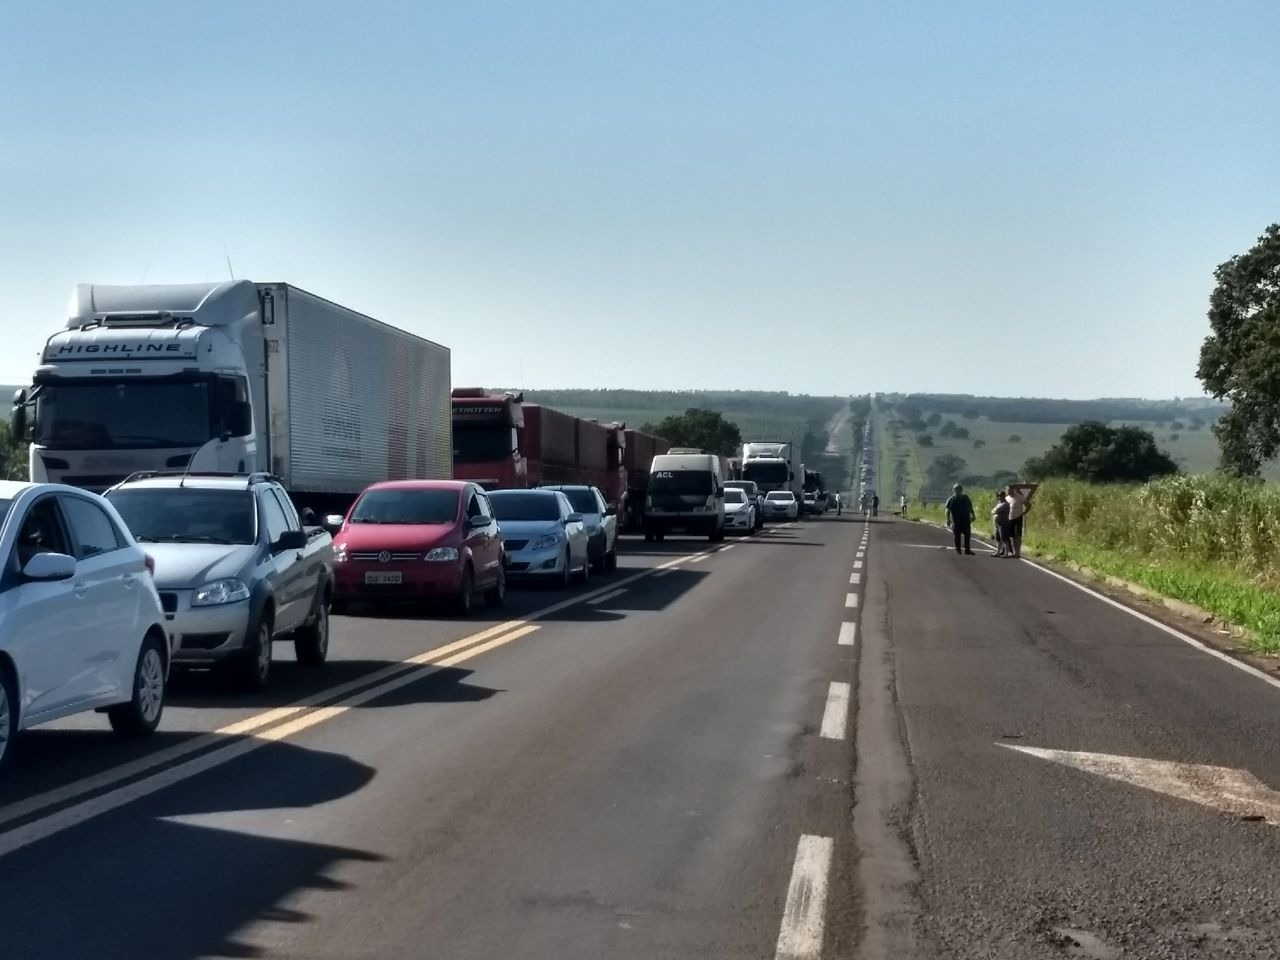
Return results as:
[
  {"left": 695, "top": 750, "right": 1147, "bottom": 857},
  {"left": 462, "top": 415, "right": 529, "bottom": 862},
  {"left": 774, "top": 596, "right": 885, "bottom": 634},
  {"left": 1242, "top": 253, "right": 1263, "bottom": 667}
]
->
[{"left": 644, "top": 452, "right": 726, "bottom": 542}]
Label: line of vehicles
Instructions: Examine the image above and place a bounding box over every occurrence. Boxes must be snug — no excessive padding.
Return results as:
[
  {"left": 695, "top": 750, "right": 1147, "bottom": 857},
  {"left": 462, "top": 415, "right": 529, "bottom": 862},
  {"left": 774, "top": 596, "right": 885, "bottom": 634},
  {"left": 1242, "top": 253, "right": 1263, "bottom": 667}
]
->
[{"left": 0, "top": 279, "right": 841, "bottom": 770}]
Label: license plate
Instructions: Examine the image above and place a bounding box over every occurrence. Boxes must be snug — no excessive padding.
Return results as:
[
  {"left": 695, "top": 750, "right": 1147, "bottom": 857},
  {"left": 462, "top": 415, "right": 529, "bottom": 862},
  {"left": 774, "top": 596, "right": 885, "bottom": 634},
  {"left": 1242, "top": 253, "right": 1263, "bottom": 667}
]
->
[{"left": 364, "top": 571, "right": 403, "bottom": 585}]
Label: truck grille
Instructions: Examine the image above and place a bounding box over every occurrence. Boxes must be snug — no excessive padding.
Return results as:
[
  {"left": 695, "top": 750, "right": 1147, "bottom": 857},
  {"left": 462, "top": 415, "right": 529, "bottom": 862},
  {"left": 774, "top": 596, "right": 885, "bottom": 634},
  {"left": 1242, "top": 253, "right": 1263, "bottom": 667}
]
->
[{"left": 349, "top": 551, "right": 421, "bottom": 562}]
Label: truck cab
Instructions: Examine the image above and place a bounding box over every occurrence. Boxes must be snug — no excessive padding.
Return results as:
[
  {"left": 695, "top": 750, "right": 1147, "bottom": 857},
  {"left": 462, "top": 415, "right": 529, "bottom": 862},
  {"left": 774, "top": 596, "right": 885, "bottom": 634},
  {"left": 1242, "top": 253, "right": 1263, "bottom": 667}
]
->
[
  {"left": 451, "top": 388, "right": 527, "bottom": 490},
  {"left": 13, "top": 282, "right": 263, "bottom": 493}
]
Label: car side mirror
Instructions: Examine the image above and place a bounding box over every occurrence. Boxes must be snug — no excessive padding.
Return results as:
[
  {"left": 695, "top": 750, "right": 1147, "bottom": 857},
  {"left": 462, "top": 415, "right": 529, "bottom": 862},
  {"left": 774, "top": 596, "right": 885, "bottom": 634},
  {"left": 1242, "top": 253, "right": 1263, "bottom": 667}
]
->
[
  {"left": 274, "top": 530, "right": 308, "bottom": 552},
  {"left": 467, "top": 514, "right": 490, "bottom": 528},
  {"left": 604, "top": 506, "right": 617, "bottom": 516},
  {"left": 565, "top": 513, "right": 584, "bottom": 524},
  {"left": 23, "top": 552, "right": 76, "bottom": 581}
]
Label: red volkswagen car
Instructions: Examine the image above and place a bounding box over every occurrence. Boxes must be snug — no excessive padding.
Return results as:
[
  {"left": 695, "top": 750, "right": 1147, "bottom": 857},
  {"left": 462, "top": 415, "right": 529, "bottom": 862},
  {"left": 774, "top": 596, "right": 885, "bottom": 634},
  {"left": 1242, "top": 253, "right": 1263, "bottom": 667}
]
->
[{"left": 330, "top": 480, "right": 505, "bottom": 615}]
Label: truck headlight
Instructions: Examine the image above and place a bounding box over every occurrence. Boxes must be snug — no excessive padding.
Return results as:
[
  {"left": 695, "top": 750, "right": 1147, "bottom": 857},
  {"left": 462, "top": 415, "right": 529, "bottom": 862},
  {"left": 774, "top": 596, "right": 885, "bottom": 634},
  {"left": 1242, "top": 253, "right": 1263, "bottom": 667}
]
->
[
  {"left": 424, "top": 547, "right": 459, "bottom": 561},
  {"left": 191, "top": 578, "right": 251, "bottom": 606}
]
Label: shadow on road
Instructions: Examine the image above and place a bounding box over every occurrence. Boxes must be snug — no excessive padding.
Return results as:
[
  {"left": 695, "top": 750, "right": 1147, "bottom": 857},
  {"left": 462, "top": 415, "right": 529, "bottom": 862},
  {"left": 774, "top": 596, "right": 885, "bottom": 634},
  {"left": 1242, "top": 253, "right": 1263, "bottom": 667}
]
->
[{"left": 0, "top": 739, "right": 384, "bottom": 960}]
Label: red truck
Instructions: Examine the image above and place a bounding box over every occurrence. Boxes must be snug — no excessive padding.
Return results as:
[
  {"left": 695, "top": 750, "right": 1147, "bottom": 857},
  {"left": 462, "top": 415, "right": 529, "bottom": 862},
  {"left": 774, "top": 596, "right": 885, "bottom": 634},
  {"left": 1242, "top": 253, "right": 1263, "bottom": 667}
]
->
[
  {"left": 451, "top": 389, "right": 624, "bottom": 496},
  {"left": 621, "top": 427, "right": 672, "bottom": 531}
]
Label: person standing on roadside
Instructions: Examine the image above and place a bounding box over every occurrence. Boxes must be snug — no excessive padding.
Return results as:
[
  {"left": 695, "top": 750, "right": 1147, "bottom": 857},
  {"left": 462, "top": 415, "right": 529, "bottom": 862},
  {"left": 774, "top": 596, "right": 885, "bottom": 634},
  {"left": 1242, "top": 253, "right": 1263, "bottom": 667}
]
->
[
  {"left": 872, "top": 493, "right": 879, "bottom": 516},
  {"left": 991, "top": 490, "right": 1011, "bottom": 558},
  {"left": 944, "top": 483, "right": 975, "bottom": 554},
  {"left": 1007, "top": 485, "right": 1029, "bottom": 558},
  {"left": 899, "top": 494, "right": 908, "bottom": 517}
]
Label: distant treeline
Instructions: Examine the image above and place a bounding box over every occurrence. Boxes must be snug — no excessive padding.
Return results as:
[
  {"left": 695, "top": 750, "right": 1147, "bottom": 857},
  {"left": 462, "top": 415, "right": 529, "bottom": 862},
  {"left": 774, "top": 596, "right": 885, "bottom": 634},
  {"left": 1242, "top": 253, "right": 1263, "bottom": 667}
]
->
[
  {"left": 884, "top": 393, "right": 1227, "bottom": 425},
  {"left": 514, "top": 388, "right": 847, "bottom": 423}
]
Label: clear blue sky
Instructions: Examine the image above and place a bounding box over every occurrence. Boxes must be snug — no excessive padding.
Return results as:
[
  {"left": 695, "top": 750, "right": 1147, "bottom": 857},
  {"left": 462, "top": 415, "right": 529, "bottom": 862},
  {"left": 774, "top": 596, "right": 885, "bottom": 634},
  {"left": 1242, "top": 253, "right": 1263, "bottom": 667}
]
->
[{"left": 2, "top": 1, "right": 1276, "bottom": 399}]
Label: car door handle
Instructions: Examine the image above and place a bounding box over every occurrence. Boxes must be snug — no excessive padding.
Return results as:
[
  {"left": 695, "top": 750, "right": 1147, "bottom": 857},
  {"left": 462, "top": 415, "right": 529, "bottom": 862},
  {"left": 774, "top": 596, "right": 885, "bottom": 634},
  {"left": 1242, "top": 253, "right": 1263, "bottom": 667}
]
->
[
  {"left": 122, "top": 574, "right": 138, "bottom": 589},
  {"left": 73, "top": 583, "right": 90, "bottom": 599}
]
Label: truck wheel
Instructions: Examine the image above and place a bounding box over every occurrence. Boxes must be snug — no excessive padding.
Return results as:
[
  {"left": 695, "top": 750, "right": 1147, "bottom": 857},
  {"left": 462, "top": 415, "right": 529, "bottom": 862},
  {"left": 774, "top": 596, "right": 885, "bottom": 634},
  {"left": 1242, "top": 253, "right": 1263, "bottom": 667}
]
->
[
  {"left": 236, "top": 614, "right": 274, "bottom": 692},
  {"left": 453, "top": 566, "right": 475, "bottom": 616},
  {"left": 294, "top": 596, "right": 329, "bottom": 666},
  {"left": 108, "top": 634, "right": 166, "bottom": 736},
  {"left": 485, "top": 566, "right": 506, "bottom": 608}
]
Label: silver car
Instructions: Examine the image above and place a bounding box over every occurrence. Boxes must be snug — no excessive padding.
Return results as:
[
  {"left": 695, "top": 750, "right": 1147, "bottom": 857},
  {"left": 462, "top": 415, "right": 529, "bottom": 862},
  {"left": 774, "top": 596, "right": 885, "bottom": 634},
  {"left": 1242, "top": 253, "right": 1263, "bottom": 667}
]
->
[
  {"left": 489, "top": 490, "right": 590, "bottom": 588},
  {"left": 540, "top": 484, "right": 618, "bottom": 573},
  {"left": 723, "top": 488, "right": 757, "bottom": 533}
]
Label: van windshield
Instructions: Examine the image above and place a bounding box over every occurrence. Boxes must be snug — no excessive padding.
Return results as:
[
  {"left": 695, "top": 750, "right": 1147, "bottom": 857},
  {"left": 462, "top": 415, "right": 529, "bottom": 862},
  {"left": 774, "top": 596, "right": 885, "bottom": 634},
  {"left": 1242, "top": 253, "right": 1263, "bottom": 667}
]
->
[{"left": 650, "top": 470, "right": 712, "bottom": 496}]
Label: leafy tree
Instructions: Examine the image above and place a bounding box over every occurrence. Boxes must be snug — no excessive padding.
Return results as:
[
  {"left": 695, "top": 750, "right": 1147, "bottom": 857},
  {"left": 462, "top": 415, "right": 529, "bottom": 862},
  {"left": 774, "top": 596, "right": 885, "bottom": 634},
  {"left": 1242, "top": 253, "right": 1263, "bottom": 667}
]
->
[
  {"left": 1197, "top": 223, "right": 1280, "bottom": 476},
  {"left": 916, "top": 434, "right": 934, "bottom": 447},
  {"left": 973, "top": 439, "right": 986, "bottom": 449},
  {"left": 0, "top": 422, "right": 25, "bottom": 481},
  {"left": 1170, "top": 420, "right": 1185, "bottom": 431},
  {"left": 641, "top": 407, "right": 742, "bottom": 458},
  {"left": 1169, "top": 433, "right": 1180, "bottom": 442},
  {"left": 939, "top": 420, "right": 957, "bottom": 437},
  {"left": 906, "top": 417, "right": 928, "bottom": 432},
  {"left": 1008, "top": 434, "right": 1022, "bottom": 443},
  {"left": 1023, "top": 421, "right": 1178, "bottom": 483},
  {"left": 926, "top": 454, "right": 967, "bottom": 488},
  {"left": 952, "top": 426, "right": 970, "bottom": 439},
  {"left": 926, "top": 412, "right": 942, "bottom": 427},
  {"left": 961, "top": 409, "right": 980, "bottom": 420}
]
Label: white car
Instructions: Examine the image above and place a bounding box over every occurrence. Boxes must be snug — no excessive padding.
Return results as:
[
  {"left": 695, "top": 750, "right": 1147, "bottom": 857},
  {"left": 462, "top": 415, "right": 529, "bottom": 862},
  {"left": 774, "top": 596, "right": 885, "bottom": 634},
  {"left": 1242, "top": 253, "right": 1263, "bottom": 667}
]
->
[
  {"left": 0, "top": 481, "right": 169, "bottom": 769},
  {"left": 723, "top": 488, "right": 757, "bottom": 533},
  {"left": 763, "top": 490, "right": 800, "bottom": 520}
]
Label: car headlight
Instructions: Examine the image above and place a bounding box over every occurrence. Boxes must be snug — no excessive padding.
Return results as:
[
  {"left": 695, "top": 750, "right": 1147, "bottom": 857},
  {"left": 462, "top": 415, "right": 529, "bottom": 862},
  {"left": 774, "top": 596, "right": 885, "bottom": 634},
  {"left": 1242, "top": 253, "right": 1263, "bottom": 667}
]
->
[
  {"left": 191, "top": 578, "right": 251, "bottom": 606},
  {"left": 333, "top": 542, "right": 348, "bottom": 563},
  {"left": 424, "top": 546, "right": 459, "bottom": 561},
  {"left": 530, "top": 534, "right": 561, "bottom": 550}
]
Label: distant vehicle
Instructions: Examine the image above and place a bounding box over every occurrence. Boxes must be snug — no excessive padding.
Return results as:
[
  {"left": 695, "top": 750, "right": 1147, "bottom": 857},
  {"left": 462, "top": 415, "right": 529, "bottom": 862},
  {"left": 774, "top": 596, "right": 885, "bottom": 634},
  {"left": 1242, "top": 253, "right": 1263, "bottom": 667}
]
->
[
  {"left": 722, "top": 488, "right": 757, "bottom": 534},
  {"left": 740, "top": 441, "right": 804, "bottom": 515},
  {"left": 724, "top": 480, "right": 766, "bottom": 530},
  {"left": 105, "top": 472, "right": 333, "bottom": 691},
  {"left": 488, "top": 489, "right": 590, "bottom": 587},
  {"left": 763, "top": 490, "right": 800, "bottom": 520},
  {"left": 328, "top": 480, "right": 505, "bottom": 616},
  {"left": 644, "top": 453, "right": 727, "bottom": 542},
  {"left": 814, "top": 491, "right": 830, "bottom": 514},
  {"left": 0, "top": 480, "right": 170, "bottom": 769},
  {"left": 541, "top": 484, "right": 618, "bottom": 573},
  {"left": 621, "top": 428, "right": 672, "bottom": 532},
  {"left": 14, "top": 281, "right": 452, "bottom": 517}
]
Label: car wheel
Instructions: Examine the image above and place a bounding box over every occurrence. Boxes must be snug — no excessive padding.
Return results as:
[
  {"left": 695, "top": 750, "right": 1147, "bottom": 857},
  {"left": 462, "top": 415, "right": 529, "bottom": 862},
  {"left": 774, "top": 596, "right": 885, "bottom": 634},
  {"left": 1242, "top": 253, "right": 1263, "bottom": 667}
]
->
[
  {"left": 236, "top": 614, "right": 273, "bottom": 692},
  {"left": 0, "top": 667, "right": 16, "bottom": 772},
  {"left": 108, "top": 634, "right": 166, "bottom": 737},
  {"left": 485, "top": 565, "right": 506, "bottom": 608},
  {"left": 606, "top": 545, "right": 618, "bottom": 571},
  {"left": 578, "top": 548, "right": 592, "bottom": 583},
  {"left": 294, "top": 595, "right": 330, "bottom": 666},
  {"left": 453, "top": 566, "right": 475, "bottom": 616}
]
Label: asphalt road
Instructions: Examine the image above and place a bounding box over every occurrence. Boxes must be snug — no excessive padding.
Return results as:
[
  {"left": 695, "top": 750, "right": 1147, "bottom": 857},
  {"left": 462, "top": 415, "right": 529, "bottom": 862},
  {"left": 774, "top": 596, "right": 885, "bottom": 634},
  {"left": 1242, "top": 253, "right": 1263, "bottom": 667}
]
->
[{"left": 6, "top": 510, "right": 1280, "bottom": 958}]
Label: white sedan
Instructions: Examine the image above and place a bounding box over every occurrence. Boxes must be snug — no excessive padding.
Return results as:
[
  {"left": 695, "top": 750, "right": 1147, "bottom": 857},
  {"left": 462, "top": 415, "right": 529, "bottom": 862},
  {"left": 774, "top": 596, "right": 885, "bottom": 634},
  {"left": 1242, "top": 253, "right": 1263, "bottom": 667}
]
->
[
  {"left": 722, "top": 488, "right": 757, "bottom": 534},
  {"left": 0, "top": 481, "right": 170, "bottom": 770},
  {"left": 763, "top": 490, "right": 800, "bottom": 520}
]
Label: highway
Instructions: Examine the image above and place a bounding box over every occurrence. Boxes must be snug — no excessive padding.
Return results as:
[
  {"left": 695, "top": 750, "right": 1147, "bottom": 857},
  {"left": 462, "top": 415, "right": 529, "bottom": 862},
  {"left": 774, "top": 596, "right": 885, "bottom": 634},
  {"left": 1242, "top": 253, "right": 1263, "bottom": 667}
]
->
[{"left": 5, "top": 513, "right": 1280, "bottom": 958}]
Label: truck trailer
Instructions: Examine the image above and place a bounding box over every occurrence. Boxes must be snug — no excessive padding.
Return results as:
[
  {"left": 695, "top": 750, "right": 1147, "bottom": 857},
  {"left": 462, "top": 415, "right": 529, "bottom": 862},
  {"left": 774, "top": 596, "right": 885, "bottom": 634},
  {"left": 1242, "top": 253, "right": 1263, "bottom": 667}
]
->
[{"left": 12, "top": 281, "right": 452, "bottom": 514}]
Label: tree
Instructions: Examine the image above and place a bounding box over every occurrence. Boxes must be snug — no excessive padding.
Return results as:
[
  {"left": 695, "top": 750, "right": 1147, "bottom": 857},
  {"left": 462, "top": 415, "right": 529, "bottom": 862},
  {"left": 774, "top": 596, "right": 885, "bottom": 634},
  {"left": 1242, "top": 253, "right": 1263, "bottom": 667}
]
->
[
  {"left": 973, "top": 439, "right": 986, "bottom": 449},
  {"left": 641, "top": 407, "right": 742, "bottom": 458},
  {"left": 926, "top": 412, "right": 942, "bottom": 427},
  {"left": 1023, "top": 421, "right": 1179, "bottom": 483},
  {"left": 926, "top": 454, "right": 967, "bottom": 488},
  {"left": 953, "top": 426, "right": 970, "bottom": 439},
  {"left": 1008, "top": 434, "right": 1022, "bottom": 443},
  {"left": 916, "top": 434, "right": 934, "bottom": 447},
  {"left": 1197, "top": 223, "right": 1280, "bottom": 476}
]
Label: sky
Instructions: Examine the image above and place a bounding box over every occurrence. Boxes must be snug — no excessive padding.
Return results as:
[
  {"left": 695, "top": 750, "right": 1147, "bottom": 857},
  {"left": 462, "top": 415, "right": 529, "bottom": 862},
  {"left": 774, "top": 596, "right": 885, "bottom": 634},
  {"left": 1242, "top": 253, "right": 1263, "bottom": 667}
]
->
[{"left": 1, "top": 1, "right": 1276, "bottom": 399}]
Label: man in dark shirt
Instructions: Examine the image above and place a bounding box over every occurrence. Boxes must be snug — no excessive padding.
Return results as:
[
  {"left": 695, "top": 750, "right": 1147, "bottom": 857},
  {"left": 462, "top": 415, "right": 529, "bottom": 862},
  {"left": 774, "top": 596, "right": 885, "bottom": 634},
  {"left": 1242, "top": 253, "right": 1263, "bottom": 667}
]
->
[{"left": 944, "top": 483, "right": 975, "bottom": 554}]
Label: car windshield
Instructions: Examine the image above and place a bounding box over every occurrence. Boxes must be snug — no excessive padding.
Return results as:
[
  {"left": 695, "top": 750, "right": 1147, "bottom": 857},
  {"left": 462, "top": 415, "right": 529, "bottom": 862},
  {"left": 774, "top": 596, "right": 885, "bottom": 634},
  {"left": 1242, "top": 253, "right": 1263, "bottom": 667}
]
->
[
  {"left": 489, "top": 492, "right": 561, "bottom": 522},
  {"left": 350, "top": 489, "right": 459, "bottom": 525},
  {"left": 34, "top": 379, "right": 215, "bottom": 450},
  {"left": 724, "top": 490, "right": 746, "bottom": 504},
  {"left": 552, "top": 488, "right": 599, "bottom": 514},
  {"left": 106, "top": 488, "right": 256, "bottom": 544},
  {"left": 766, "top": 491, "right": 795, "bottom": 502},
  {"left": 649, "top": 470, "right": 712, "bottom": 496}
]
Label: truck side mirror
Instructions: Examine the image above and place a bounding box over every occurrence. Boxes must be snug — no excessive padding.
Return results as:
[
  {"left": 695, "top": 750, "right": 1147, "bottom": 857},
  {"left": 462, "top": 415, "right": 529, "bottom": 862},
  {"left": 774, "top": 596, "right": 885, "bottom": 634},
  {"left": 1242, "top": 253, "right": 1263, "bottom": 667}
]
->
[{"left": 10, "top": 389, "right": 27, "bottom": 440}]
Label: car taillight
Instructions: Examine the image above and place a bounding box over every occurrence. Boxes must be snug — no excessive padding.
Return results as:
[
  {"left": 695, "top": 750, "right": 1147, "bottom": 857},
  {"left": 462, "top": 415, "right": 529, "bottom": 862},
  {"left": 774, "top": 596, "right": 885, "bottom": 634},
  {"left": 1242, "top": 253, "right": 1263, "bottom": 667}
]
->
[{"left": 144, "top": 553, "right": 156, "bottom": 576}]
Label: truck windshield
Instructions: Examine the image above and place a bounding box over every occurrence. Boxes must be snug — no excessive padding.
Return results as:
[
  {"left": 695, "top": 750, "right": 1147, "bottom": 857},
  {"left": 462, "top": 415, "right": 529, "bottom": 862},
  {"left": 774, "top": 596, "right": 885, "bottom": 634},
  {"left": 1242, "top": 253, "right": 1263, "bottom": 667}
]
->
[
  {"left": 489, "top": 492, "right": 561, "bottom": 522},
  {"left": 743, "top": 462, "right": 789, "bottom": 485},
  {"left": 349, "top": 490, "right": 459, "bottom": 525},
  {"left": 650, "top": 471, "right": 713, "bottom": 496},
  {"left": 34, "top": 380, "right": 213, "bottom": 449},
  {"left": 453, "top": 425, "right": 513, "bottom": 464},
  {"left": 106, "top": 488, "right": 257, "bottom": 544}
]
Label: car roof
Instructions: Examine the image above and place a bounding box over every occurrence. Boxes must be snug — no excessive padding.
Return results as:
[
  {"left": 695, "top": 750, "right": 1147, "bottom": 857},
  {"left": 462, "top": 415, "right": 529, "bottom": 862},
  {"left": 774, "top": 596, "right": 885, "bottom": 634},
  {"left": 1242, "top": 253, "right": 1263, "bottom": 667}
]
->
[
  {"left": 490, "top": 488, "right": 560, "bottom": 496},
  {"left": 109, "top": 474, "right": 264, "bottom": 491},
  {"left": 361, "top": 480, "right": 470, "bottom": 493},
  {"left": 539, "top": 484, "right": 593, "bottom": 491},
  {"left": 0, "top": 480, "right": 38, "bottom": 499}
]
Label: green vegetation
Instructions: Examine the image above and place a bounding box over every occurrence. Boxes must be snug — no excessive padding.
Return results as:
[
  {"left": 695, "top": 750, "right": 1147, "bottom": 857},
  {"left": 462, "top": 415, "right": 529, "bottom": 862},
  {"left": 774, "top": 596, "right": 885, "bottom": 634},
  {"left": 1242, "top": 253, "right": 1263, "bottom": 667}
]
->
[
  {"left": 0, "top": 422, "right": 26, "bottom": 481},
  {"left": 639, "top": 407, "right": 742, "bottom": 458},
  {"left": 1024, "top": 422, "right": 1179, "bottom": 483},
  {"left": 1197, "top": 223, "right": 1280, "bottom": 477}
]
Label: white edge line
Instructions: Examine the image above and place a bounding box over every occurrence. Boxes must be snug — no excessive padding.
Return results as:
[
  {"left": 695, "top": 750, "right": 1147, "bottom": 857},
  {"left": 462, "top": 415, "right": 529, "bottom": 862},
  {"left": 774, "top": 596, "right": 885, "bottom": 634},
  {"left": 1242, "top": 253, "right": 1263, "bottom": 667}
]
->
[
  {"left": 774, "top": 834, "right": 833, "bottom": 960},
  {"left": 917, "top": 517, "right": 1280, "bottom": 696},
  {"left": 586, "top": 587, "right": 628, "bottom": 606},
  {"left": 837, "top": 623, "right": 856, "bottom": 647},
  {"left": 819, "top": 682, "right": 851, "bottom": 740},
  {"left": 845, "top": 593, "right": 859, "bottom": 608},
  {"left": 849, "top": 573, "right": 861, "bottom": 584}
]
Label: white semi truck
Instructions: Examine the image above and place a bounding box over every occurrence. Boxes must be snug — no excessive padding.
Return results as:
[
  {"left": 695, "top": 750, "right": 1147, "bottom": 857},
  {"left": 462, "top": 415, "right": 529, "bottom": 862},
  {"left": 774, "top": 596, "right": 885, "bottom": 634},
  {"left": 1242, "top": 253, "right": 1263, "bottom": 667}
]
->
[
  {"left": 11, "top": 281, "right": 452, "bottom": 514},
  {"left": 740, "top": 441, "right": 805, "bottom": 518}
]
